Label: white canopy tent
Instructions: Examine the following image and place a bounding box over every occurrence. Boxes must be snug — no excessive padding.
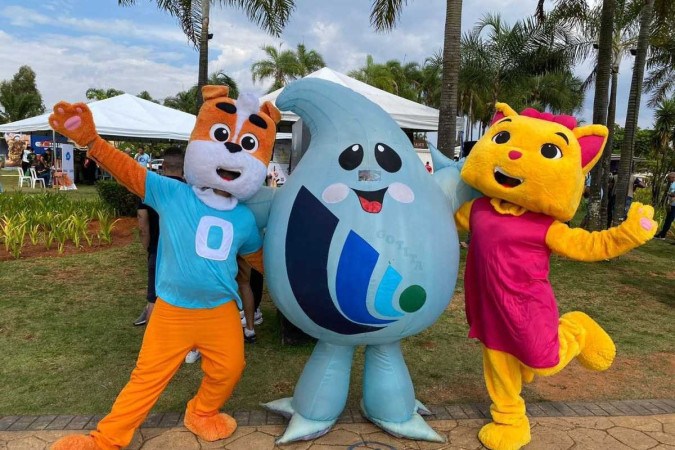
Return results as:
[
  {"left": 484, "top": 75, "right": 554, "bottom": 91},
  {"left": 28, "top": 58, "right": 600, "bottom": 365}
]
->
[
  {"left": 260, "top": 67, "right": 440, "bottom": 131},
  {"left": 0, "top": 94, "right": 196, "bottom": 141}
]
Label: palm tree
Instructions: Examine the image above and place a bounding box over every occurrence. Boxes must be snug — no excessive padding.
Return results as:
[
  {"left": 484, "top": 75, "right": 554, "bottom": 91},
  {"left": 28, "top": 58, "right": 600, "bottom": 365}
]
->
[
  {"left": 368, "top": 0, "right": 463, "bottom": 156},
  {"left": 644, "top": 28, "right": 675, "bottom": 107},
  {"left": 650, "top": 98, "right": 675, "bottom": 205},
  {"left": 85, "top": 88, "right": 125, "bottom": 100},
  {"left": 348, "top": 55, "right": 398, "bottom": 93},
  {"left": 419, "top": 52, "right": 443, "bottom": 108},
  {"left": 207, "top": 70, "right": 239, "bottom": 98},
  {"left": 164, "top": 88, "right": 199, "bottom": 115},
  {"left": 119, "top": 0, "right": 295, "bottom": 109},
  {"left": 295, "top": 44, "right": 325, "bottom": 76},
  {"left": 164, "top": 70, "right": 238, "bottom": 114},
  {"left": 613, "top": 0, "right": 655, "bottom": 224},
  {"left": 251, "top": 44, "right": 301, "bottom": 93},
  {"left": 436, "top": 0, "right": 463, "bottom": 157}
]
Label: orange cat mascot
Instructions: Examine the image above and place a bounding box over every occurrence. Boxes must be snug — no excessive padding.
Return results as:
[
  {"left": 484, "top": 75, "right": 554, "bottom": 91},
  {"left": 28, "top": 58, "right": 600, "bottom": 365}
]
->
[
  {"left": 48, "top": 86, "right": 280, "bottom": 450},
  {"left": 455, "top": 103, "right": 657, "bottom": 450}
]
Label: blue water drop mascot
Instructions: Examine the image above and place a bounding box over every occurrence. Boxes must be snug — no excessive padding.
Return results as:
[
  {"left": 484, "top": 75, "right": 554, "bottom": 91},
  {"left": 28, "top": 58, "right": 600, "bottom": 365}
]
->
[{"left": 257, "top": 78, "right": 462, "bottom": 443}]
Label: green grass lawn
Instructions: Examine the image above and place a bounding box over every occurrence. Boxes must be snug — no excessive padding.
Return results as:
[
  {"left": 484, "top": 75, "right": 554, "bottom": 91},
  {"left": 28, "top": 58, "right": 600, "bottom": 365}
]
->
[
  {"left": 0, "top": 227, "right": 673, "bottom": 416},
  {"left": 0, "top": 171, "right": 99, "bottom": 202}
]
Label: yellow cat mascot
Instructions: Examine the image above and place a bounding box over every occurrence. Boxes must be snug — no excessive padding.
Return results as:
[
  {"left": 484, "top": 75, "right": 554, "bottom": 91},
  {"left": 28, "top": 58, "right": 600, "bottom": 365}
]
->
[
  {"left": 48, "top": 86, "right": 280, "bottom": 450},
  {"left": 455, "top": 103, "right": 657, "bottom": 450}
]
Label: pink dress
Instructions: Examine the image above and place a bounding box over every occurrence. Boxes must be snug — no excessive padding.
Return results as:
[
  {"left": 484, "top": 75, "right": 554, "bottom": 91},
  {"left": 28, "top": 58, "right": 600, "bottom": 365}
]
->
[{"left": 465, "top": 197, "right": 559, "bottom": 368}]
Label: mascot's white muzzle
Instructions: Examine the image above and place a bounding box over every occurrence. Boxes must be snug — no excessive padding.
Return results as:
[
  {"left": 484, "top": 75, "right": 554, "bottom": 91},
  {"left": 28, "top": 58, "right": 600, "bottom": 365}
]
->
[{"left": 184, "top": 140, "right": 267, "bottom": 200}]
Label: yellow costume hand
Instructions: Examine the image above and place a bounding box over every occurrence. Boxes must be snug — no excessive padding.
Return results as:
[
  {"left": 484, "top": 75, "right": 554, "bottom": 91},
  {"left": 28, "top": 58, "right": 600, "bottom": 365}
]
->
[{"left": 624, "top": 202, "right": 658, "bottom": 243}]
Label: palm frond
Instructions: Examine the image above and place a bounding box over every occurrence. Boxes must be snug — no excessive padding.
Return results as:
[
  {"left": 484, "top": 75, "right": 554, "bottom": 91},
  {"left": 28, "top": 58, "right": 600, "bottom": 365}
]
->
[{"left": 370, "top": 0, "right": 407, "bottom": 32}]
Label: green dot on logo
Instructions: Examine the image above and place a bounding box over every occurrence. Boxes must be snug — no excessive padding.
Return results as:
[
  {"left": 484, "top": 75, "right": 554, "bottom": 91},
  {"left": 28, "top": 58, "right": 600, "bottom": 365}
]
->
[{"left": 399, "top": 285, "right": 426, "bottom": 313}]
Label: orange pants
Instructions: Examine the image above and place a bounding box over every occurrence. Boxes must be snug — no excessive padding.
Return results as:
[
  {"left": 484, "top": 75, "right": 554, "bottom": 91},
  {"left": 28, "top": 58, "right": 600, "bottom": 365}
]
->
[{"left": 91, "top": 298, "right": 245, "bottom": 449}]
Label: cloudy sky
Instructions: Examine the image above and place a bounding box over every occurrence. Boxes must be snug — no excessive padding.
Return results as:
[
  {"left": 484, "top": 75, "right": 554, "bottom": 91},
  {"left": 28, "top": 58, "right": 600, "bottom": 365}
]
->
[{"left": 0, "top": 0, "right": 655, "bottom": 128}]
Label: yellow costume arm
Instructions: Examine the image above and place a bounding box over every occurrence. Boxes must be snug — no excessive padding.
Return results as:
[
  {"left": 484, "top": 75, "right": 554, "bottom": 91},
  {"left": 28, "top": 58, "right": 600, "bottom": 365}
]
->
[
  {"left": 545, "top": 203, "right": 657, "bottom": 262},
  {"left": 454, "top": 200, "right": 475, "bottom": 232}
]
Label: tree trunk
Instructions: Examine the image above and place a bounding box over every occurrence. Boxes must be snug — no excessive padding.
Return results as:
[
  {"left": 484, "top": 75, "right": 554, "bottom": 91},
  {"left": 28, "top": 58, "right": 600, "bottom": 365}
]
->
[
  {"left": 613, "top": 0, "right": 654, "bottom": 225},
  {"left": 601, "top": 67, "right": 619, "bottom": 228},
  {"left": 437, "top": 0, "right": 462, "bottom": 158},
  {"left": 196, "top": 0, "right": 210, "bottom": 111},
  {"left": 586, "top": 0, "right": 615, "bottom": 231}
]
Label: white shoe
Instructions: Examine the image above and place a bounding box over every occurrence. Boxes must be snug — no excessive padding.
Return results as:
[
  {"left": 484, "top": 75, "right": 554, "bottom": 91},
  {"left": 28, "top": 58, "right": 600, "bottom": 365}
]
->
[
  {"left": 240, "top": 308, "right": 264, "bottom": 327},
  {"left": 185, "top": 349, "right": 201, "bottom": 364},
  {"left": 253, "top": 308, "right": 263, "bottom": 326}
]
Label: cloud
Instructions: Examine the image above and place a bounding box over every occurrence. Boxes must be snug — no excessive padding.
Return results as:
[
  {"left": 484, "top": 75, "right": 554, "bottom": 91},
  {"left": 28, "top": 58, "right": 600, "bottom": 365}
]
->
[
  {"left": 0, "top": 0, "right": 658, "bottom": 130},
  {"left": 0, "top": 5, "right": 187, "bottom": 44},
  {"left": 0, "top": 30, "right": 196, "bottom": 107}
]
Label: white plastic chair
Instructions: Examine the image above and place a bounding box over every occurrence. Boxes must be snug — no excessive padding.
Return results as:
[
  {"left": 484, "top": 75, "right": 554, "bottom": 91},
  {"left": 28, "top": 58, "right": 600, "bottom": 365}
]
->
[
  {"left": 29, "top": 168, "right": 46, "bottom": 189},
  {"left": 17, "top": 168, "right": 31, "bottom": 188}
]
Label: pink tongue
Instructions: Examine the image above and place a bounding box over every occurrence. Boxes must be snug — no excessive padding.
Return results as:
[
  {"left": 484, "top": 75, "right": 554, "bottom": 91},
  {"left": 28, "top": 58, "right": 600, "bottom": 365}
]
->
[{"left": 359, "top": 197, "right": 382, "bottom": 213}]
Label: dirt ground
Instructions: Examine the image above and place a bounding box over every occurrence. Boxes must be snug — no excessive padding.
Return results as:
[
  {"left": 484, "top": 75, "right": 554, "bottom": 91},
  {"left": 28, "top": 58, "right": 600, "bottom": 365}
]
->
[{"left": 0, "top": 217, "right": 137, "bottom": 261}]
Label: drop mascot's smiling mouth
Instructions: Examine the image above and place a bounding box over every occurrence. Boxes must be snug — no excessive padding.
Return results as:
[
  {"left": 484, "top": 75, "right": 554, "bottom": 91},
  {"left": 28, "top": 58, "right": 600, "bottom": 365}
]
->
[
  {"left": 494, "top": 167, "right": 523, "bottom": 188},
  {"left": 352, "top": 187, "right": 388, "bottom": 214},
  {"left": 216, "top": 167, "right": 241, "bottom": 181}
]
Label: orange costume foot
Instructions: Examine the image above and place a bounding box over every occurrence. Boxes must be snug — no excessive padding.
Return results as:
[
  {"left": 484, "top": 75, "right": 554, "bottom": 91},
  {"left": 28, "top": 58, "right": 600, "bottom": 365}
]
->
[
  {"left": 184, "top": 400, "right": 237, "bottom": 442},
  {"left": 51, "top": 434, "right": 99, "bottom": 450}
]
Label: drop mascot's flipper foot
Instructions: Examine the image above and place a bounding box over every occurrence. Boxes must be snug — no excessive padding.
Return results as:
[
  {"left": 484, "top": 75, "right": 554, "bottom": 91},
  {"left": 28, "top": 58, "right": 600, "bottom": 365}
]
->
[
  {"left": 361, "top": 400, "right": 446, "bottom": 443},
  {"left": 261, "top": 398, "right": 336, "bottom": 444}
]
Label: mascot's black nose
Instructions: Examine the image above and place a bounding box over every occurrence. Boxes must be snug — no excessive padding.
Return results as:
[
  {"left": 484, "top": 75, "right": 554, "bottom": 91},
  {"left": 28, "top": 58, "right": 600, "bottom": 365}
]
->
[{"left": 225, "top": 142, "right": 242, "bottom": 153}]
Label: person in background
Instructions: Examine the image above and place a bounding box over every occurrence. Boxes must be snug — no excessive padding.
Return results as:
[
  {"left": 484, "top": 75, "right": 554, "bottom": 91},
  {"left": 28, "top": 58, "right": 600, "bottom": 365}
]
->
[
  {"left": 21, "top": 146, "right": 32, "bottom": 172},
  {"left": 626, "top": 173, "right": 646, "bottom": 213},
  {"left": 135, "top": 147, "right": 151, "bottom": 168},
  {"left": 425, "top": 161, "right": 433, "bottom": 173},
  {"left": 44, "top": 149, "right": 53, "bottom": 166},
  {"left": 34, "top": 154, "right": 51, "bottom": 186},
  {"left": 134, "top": 148, "right": 185, "bottom": 326},
  {"left": 655, "top": 172, "right": 675, "bottom": 240}
]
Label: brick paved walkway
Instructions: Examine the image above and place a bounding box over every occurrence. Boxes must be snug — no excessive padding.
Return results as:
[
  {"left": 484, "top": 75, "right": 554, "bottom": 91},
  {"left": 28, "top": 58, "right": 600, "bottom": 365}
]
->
[{"left": 1, "top": 399, "right": 673, "bottom": 449}]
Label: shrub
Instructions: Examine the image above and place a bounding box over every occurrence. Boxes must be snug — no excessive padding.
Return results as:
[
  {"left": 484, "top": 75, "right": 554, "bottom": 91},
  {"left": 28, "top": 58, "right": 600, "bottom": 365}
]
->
[{"left": 95, "top": 180, "right": 139, "bottom": 217}]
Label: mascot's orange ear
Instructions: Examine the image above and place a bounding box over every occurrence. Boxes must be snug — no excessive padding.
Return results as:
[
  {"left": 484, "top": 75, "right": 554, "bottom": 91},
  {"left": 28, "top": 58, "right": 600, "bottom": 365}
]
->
[
  {"left": 260, "top": 101, "right": 281, "bottom": 124},
  {"left": 202, "top": 85, "right": 230, "bottom": 101},
  {"left": 490, "top": 102, "right": 518, "bottom": 125}
]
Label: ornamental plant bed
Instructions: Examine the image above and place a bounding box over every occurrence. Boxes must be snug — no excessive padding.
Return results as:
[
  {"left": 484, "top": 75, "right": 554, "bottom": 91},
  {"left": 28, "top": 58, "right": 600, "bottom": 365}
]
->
[{"left": 0, "top": 217, "right": 137, "bottom": 261}]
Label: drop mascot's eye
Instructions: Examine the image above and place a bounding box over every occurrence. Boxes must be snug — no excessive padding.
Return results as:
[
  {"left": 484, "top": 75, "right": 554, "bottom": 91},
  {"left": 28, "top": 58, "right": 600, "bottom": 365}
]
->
[
  {"left": 375, "top": 143, "right": 402, "bottom": 173},
  {"left": 492, "top": 131, "right": 510, "bottom": 144},
  {"left": 210, "top": 123, "right": 231, "bottom": 142},
  {"left": 240, "top": 134, "right": 259, "bottom": 152},
  {"left": 339, "top": 144, "right": 364, "bottom": 170},
  {"left": 541, "top": 143, "right": 562, "bottom": 159}
]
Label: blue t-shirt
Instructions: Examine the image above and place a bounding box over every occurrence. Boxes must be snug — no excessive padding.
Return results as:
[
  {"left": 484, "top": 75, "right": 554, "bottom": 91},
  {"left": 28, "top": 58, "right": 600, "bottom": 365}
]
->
[
  {"left": 144, "top": 171, "right": 262, "bottom": 309},
  {"left": 136, "top": 153, "right": 150, "bottom": 166}
]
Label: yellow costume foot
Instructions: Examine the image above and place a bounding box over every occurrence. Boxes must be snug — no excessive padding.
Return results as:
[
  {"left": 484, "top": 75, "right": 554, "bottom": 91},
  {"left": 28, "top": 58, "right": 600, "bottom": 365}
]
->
[
  {"left": 184, "top": 408, "right": 237, "bottom": 442},
  {"left": 51, "top": 434, "right": 99, "bottom": 450},
  {"left": 564, "top": 311, "right": 615, "bottom": 371},
  {"left": 478, "top": 418, "right": 531, "bottom": 450}
]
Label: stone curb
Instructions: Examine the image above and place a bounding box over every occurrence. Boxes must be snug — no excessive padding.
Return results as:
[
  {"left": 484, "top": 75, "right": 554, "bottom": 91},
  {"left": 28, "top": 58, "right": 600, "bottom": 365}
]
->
[{"left": 1, "top": 399, "right": 673, "bottom": 432}]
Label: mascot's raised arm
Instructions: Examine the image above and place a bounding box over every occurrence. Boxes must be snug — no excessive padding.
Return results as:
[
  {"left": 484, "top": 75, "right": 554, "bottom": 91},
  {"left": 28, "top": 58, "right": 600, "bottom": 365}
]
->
[
  {"left": 454, "top": 103, "right": 656, "bottom": 450},
  {"left": 48, "top": 86, "right": 280, "bottom": 450}
]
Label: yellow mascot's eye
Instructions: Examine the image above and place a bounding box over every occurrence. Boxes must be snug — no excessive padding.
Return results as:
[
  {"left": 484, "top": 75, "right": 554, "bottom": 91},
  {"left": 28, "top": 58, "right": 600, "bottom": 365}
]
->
[
  {"left": 541, "top": 143, "right": 562, "bottom": 159},
  {"left": 492, "top": 131, "right": 510, "bottom": 144}
]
